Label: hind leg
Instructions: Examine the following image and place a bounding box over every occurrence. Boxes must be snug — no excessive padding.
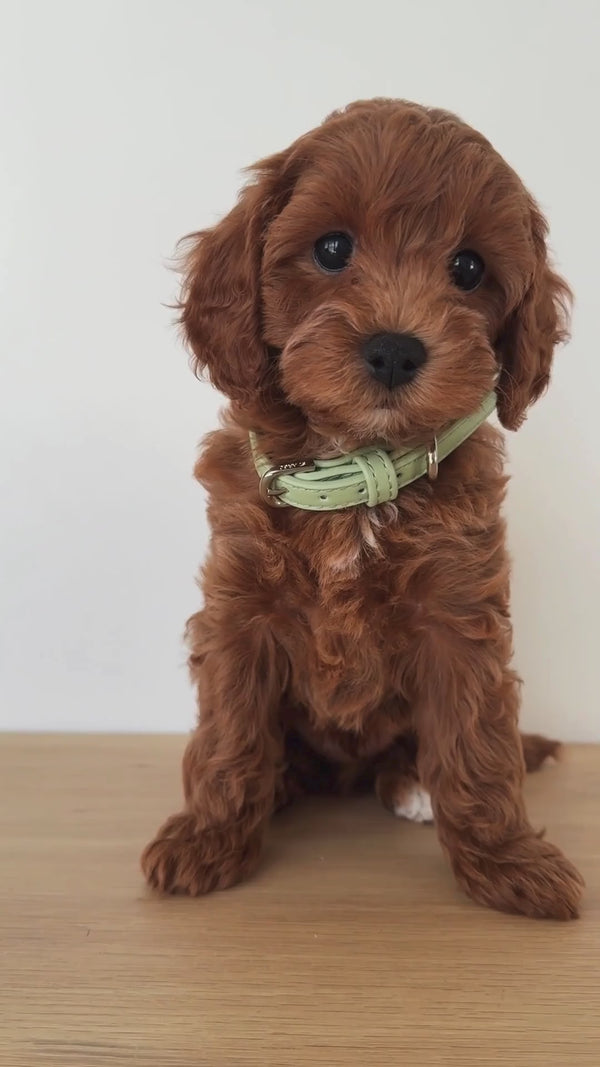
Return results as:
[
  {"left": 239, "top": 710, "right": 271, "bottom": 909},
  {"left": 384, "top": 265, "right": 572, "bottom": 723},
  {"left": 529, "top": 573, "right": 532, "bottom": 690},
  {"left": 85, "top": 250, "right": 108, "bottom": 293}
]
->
[
  {"left": 375, "top": 735, "right": 434, "bottom": 823},
  {"left": 376, "top": 730, "right": 561, "bottom": 823},
  {"left": 521, "top": 732, "right": 561, "bottom": 771}
]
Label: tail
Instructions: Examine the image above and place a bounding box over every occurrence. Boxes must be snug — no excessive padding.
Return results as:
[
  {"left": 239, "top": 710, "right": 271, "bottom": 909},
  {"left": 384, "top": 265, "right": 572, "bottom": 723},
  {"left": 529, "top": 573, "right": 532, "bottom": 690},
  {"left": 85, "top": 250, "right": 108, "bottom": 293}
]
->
[{"left": 521, "top": 732, "right": 561, "bottom": 772}]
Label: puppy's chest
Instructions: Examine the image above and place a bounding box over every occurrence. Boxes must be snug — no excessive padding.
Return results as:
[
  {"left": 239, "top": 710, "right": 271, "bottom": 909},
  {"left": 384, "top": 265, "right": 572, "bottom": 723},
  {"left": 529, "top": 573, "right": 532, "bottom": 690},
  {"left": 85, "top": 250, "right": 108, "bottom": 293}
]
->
[
  {"left": 276, "top": 506, "right": 420, "bottom": 720},
  {"left": 293, "top": 502, "right": 408, "bottom": 582},
  {"left": 280, "top": 505, "right": 431, "bottom": 623}
]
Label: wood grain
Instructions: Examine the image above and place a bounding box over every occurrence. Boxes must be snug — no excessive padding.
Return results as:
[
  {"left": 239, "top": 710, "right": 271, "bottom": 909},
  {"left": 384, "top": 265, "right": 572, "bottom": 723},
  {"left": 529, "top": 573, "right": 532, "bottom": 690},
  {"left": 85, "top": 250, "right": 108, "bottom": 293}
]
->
[{"left": 1, "top": 735, "right": 599, "bottom": 1066}]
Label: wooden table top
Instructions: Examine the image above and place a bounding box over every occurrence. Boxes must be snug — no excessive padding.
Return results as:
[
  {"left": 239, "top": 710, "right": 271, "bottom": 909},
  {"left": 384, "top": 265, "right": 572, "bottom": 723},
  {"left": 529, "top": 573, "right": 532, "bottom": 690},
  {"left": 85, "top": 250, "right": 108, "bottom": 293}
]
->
[{"left": 1, "top": 734, "right": 599, "bottom": 1066}]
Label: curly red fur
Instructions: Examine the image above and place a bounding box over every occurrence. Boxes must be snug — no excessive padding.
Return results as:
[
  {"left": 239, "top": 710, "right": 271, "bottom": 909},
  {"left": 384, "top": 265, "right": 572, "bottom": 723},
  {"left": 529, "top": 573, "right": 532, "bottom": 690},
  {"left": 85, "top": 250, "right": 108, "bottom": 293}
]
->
[{"left": 141, "top": 100, "right": 583, "bottom": 919}]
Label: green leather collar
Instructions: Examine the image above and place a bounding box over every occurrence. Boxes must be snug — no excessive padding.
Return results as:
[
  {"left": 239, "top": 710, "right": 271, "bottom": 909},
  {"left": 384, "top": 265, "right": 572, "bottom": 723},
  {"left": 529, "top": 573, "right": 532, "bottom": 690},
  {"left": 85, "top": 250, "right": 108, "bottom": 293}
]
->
[{"left": 250, "top": 390, "right": 496, "bottom": 511}]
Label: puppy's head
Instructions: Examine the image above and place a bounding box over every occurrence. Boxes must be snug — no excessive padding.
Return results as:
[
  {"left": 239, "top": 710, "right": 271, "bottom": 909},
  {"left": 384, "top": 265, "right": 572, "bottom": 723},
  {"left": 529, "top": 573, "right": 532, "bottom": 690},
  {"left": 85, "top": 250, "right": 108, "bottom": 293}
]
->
[{"left": 180, "top": 99, "right": 570, "bottom": 445}]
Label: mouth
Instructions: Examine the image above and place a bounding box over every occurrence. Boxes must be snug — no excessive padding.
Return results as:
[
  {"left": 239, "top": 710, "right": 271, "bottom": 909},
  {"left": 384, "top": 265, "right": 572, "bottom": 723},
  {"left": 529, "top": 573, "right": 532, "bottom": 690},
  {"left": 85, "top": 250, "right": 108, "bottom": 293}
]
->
[
  {"left": 328, "top": 403, "right": 414, "bottom": 449},
  {"left": 372, "top": 394, "right": 406, "bottom": 411}
]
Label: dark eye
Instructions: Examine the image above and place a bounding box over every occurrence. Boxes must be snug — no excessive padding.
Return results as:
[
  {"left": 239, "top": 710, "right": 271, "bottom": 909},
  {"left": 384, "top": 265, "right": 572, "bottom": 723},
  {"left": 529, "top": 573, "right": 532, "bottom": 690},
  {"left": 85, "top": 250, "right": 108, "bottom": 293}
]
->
[
  {"left": 450, "top": 249, "right": 485, "bottom": 291},
  {"left": 313, "top": 232, "right": 354, "bottom": 272}
]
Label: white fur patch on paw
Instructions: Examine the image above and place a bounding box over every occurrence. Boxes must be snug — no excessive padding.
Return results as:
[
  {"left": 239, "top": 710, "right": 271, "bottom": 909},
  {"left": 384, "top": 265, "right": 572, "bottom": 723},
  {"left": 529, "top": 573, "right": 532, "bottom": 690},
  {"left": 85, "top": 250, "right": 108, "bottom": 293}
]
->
[
  {"left": 541, "top": 753, "right": 558, "bottom": 767},
  {"left": 393, "top": 785, "right": 434, "bottom": 823}
]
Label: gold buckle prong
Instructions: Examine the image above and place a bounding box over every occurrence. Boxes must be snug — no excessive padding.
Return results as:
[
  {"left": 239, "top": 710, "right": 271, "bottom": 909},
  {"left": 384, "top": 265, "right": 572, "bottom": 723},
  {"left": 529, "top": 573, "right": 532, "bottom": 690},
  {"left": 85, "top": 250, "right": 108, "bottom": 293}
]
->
[{"left": 259, "top": 460, "right": 316, "bottom": 507}]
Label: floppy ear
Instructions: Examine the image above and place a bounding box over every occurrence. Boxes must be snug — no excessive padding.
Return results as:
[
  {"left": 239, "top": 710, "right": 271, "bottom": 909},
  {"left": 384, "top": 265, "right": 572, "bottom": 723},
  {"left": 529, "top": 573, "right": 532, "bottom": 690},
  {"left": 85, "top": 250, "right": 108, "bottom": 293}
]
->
[
  {"left": 495, "top": 201, "right": 572, "bottom": 431},
  {"left": 179, "top": 151, "right": 296, "bottom": 406}
]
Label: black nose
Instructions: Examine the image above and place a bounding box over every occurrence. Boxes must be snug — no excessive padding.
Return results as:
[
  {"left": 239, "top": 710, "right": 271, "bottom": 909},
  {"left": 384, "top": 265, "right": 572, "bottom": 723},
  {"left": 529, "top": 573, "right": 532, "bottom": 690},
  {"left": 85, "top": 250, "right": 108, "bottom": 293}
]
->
[{"left": 362, "top": 332, "right": 428, "bottom": 389}]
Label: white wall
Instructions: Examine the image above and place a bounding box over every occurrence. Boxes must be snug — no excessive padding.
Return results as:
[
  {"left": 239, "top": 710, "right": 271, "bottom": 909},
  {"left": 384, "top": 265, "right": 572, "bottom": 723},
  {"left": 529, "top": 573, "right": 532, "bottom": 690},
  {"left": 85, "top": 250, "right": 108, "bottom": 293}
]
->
[{"left": 1, "top": 0, "right": 599, "bottom": 738}]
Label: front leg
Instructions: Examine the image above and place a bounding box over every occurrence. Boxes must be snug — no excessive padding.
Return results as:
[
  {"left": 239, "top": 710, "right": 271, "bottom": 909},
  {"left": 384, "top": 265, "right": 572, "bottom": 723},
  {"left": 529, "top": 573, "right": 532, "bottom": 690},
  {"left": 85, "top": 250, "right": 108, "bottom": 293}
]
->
[
  {"left": 141, "top": 610, "right": 285, "bottom": 895},
  {"left": 414, "top": 625, "right": 583, "bottom": 920}
]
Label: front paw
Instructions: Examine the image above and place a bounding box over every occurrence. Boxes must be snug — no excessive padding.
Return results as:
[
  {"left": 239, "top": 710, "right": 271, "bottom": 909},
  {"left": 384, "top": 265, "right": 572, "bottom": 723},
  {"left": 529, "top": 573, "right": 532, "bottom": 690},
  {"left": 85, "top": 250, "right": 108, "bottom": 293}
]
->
[
  {"left": 141, "top": 811, "right": 262, "bottom": 896},
  {"left": 452, "top": 835, "right": 584, "bottom": 920}
]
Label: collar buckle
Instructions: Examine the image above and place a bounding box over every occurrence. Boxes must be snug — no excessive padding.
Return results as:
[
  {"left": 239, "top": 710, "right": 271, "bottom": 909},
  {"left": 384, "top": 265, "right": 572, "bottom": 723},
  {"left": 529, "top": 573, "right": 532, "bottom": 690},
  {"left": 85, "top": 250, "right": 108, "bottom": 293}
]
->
[{"left": 259, "top": 460, "right": 316, "bottom": 507}]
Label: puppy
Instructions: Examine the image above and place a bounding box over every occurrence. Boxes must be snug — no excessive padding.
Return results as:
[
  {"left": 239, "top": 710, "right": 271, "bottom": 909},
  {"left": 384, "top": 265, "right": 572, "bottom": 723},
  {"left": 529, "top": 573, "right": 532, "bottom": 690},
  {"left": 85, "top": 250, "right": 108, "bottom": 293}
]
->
[{"left": 142, "top": 99, "right": 583, "bottom": 919}]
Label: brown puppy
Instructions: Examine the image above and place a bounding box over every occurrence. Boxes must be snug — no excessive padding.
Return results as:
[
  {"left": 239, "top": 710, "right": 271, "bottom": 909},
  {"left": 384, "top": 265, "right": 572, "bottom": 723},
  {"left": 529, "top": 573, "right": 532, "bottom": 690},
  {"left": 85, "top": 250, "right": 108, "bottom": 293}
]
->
[{"left": 142, "top": 99, "right": 583, "bottom": 919}]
